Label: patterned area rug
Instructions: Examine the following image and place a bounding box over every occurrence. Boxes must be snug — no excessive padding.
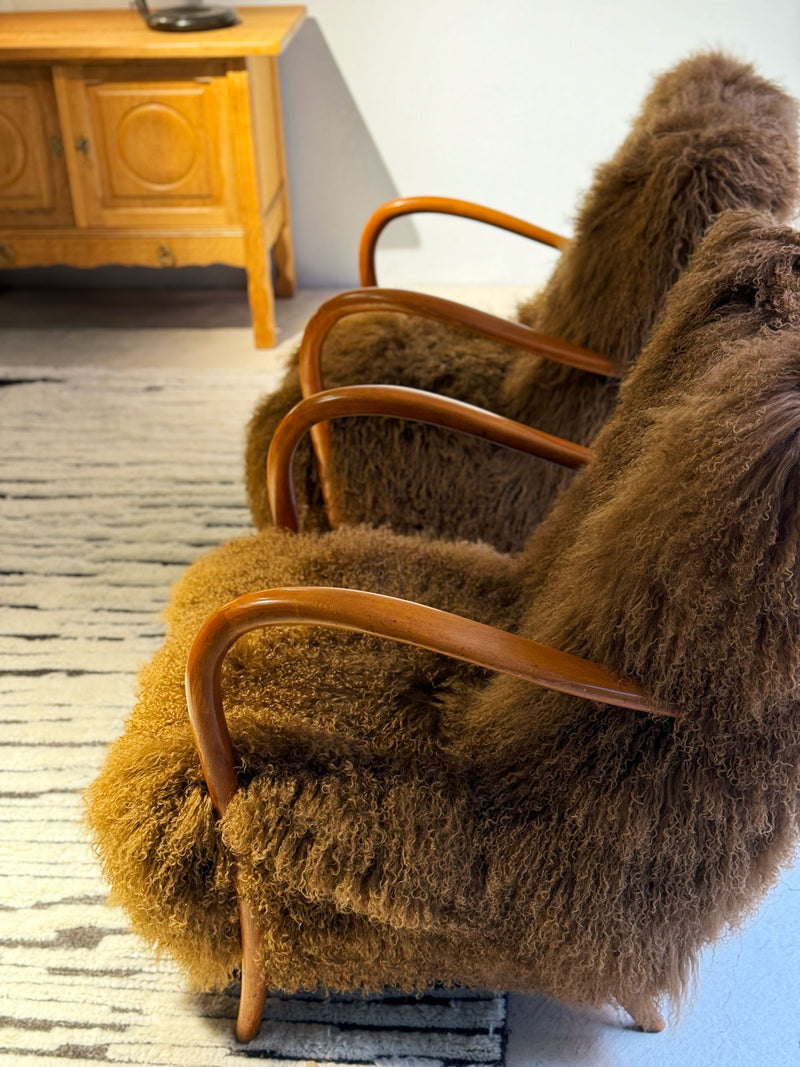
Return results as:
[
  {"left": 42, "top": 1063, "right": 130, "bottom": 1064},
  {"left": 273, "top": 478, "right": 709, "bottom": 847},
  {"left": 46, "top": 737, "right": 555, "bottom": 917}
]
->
[{"left": 0, "top": 362, "right": 507, "bottom": 1067}]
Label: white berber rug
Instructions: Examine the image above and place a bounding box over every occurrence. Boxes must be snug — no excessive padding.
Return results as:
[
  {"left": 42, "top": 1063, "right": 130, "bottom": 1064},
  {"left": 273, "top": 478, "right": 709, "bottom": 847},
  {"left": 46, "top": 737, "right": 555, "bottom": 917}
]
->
[{"left": 0, "top": 361, "right": 507, "bottom": 1067}]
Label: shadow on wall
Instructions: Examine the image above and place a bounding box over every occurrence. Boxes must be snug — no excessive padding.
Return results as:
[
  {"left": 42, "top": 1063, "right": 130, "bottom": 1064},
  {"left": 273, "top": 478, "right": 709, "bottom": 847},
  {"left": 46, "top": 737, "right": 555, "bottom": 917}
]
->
[{"left": 280, "top": 18, "right": 418, "bottom": 289}]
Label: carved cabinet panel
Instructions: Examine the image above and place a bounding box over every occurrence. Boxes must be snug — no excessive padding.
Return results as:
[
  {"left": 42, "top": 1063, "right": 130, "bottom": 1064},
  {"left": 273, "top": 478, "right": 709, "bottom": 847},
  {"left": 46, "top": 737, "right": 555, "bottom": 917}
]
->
[
  {"left": 0, "top": 67, "right": 73, "bottom": 229},
  {"left": 54, "top": 62, "right": 237, "bottom": 229}
]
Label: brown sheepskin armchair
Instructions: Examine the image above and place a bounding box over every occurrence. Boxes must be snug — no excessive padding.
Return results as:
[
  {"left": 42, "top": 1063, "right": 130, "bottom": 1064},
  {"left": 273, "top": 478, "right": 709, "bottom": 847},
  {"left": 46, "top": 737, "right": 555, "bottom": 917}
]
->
[
  {"left": 86, "top": 209, "right": 800, "bottom": 1041},
  {"left": 244, "top": 51, "right": 799, "bottom": 551}
]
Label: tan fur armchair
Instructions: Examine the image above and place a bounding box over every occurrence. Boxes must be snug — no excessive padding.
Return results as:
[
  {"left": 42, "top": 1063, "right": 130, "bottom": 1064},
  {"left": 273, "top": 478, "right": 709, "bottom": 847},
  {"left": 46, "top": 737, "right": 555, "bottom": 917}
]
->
[
  {"left": 245, "top": 52, "right": 799, "bottom": 551},
  {"left": 87, "top": 209, "right": 800, "bottom": 1044}
]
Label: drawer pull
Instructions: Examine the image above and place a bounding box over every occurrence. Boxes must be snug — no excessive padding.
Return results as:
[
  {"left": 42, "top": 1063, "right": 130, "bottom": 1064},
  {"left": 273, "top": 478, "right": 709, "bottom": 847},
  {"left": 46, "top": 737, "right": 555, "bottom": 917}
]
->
[
  {"left": 157, "top": 243, "right": 175, "bottom": 267},
  {"left": 49, "top": 135, "right": 64, "bottom": 157},
  {"left": 75, "top": 136, "right": 90, "bottom": 157},
  {"left": 0, "top": 244, "right": 16, "bottom": 266}
]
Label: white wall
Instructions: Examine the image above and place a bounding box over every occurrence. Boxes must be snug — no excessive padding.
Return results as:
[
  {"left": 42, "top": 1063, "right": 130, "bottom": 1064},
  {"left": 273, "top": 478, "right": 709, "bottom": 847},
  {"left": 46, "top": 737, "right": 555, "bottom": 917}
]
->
[
  {"left": 4, "top": 0, "right": 800, "bottom": 288},
  {"left": 284, "top": 0, "right": 800, "bottom": 287}
]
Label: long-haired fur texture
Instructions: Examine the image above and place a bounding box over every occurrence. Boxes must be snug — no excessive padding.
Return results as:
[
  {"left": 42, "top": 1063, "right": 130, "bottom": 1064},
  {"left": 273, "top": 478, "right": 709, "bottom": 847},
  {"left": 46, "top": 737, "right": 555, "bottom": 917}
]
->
[
  {"left": 245, "top": 51, "right": 798, "bottom": 551},
  {"left": 86, "top": 209, "right": 800, "bottom": 1021}
]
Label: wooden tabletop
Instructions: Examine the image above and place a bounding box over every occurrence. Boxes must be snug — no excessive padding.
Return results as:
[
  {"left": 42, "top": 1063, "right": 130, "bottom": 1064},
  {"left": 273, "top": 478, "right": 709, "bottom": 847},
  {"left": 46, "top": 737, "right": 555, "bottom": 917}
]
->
[{"left": 0, "top": 6, "right": 306, "bottom": 60}]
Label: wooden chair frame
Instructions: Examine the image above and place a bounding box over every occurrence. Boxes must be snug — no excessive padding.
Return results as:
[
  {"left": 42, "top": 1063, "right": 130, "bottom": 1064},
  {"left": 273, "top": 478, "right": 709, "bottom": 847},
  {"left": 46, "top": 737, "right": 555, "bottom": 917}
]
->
[
  {"left": 185, "top": 386, "right": 672, "bottom": 1042},
  {"left": 358, "top": 195, "right": 570, "bottom": 287},
  {"left": 268, "top": 383, "right": 591, "bottom": 532},
  {"left": 292, "top": 197, "right": 614, "bottom": 529},
  {"left": 297, "top": 288, "right": 620, "bottom": 528}
]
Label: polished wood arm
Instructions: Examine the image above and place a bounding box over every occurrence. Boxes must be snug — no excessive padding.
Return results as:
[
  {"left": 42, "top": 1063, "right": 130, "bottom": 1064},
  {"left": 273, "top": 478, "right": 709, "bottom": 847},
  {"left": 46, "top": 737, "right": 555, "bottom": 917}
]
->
[
  {"left": 299, "top": 289, "right": 617, "bottom": 399},
  {"left": 359, "top": 195, "right": 569, "bottom": 286},
  {"left": 267, "top": 383, "right": 592, "bottom": 531},
  {"left": 298, "top": 287, "right": 618, "bottom": 528},
  {"left": 185, "top": 587, "right": 666, "bottom": 818}
]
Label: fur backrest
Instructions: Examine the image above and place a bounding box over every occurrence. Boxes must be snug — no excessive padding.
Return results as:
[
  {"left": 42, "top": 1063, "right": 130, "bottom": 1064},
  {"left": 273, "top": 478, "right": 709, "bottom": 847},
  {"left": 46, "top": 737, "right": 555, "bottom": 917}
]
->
[
  {"left": 514, "top": 51, "right": 799, "bottom": 376},
  {"left": 537, "top": 331, "right": 800, "bottom": 728},
  {"left": 520, "top": 208, "right": 800, "bottom": 598},
  {"left": 440, "top": 228, "right": 800, "bottom": 1010},
  {"left": 456, "top": 210, "right": 800, "bottom": 753}
]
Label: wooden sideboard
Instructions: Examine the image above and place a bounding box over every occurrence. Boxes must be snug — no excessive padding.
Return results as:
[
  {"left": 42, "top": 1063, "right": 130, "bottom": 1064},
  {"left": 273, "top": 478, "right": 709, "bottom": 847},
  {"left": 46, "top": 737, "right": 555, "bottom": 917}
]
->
[{"left": 0, "top": 6, "right": 305, "bottom": 346}]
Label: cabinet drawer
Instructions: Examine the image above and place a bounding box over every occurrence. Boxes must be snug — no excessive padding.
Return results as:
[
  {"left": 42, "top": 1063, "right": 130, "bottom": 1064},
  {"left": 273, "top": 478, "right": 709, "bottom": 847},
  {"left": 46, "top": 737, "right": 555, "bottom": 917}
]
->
[
  {"left": 54, "top": 61, "right": 239, "bottom": 229},
  {"left": 0, "top": 67, "right": 73, "bottom": 228}
]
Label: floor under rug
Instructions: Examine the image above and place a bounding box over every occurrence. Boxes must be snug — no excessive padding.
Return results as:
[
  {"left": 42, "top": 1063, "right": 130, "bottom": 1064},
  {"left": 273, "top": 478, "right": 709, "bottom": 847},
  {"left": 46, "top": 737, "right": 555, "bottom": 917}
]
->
[{"left": 0, "top": 362, "right": 506, "bottom": 1067}]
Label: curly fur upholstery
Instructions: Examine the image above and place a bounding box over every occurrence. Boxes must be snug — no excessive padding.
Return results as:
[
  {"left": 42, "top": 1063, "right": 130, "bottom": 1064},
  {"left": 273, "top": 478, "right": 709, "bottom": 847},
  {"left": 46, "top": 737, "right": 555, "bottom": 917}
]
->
[
  {"left": 245, "top": 51, "right": 799, "bottom": 551},
  {"left": 87, "top": 209, "right": 800, "bottom": 1018},
  {"left": 520, "top": 207, "right": 800, "bottom": 599}
]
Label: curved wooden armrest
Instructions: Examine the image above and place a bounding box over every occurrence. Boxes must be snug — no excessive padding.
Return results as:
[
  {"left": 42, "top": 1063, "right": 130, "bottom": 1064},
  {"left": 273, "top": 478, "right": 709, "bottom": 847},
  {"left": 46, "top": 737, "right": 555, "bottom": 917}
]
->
[
  {"left": 359, "top": 195, "right": 570, "bottom": 286},
  {"left": 299, "top": 288, "right": 614, "bottom": 397},
  {"left": 298, "top": 288, "right": 618, "bottom": 527},
  {"left": 185, "top": 587, "right": 668, "bottom": 817},
  {"left": 267, "top": 383, "right": 592, "bottom": 531}
]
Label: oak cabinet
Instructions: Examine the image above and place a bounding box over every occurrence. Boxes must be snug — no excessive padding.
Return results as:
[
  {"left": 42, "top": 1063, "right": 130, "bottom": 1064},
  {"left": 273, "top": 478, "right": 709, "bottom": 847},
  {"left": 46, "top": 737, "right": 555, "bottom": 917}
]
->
[{"left": 0, "top": 7, "right": 306, "bottom": 346}]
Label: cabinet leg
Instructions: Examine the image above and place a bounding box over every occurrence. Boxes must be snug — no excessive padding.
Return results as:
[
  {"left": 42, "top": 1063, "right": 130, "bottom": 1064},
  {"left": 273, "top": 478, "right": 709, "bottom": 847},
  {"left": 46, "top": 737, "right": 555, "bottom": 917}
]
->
[{"left": 245, "top": 262, "right": 276, "bottom": 348}]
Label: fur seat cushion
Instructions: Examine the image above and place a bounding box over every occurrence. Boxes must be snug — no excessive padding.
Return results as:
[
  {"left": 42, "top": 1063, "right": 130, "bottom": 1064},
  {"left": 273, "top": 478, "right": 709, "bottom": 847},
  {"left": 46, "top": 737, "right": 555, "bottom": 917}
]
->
[
  {"left": 244, "top": 51, "right": 799, "bottom": 551},
  {"left": 85, "top": 526, "right": 520, "bottom": 990},
  {"left": 87, "top": 209, "right": 800, "bottom": 1016}
]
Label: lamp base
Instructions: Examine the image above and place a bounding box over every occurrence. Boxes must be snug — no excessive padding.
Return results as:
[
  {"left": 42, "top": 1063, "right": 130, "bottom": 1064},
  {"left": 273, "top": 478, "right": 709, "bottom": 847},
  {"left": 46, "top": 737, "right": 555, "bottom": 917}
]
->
[{"left": 142, "top": 5, "right": 240, "bottom": 31}]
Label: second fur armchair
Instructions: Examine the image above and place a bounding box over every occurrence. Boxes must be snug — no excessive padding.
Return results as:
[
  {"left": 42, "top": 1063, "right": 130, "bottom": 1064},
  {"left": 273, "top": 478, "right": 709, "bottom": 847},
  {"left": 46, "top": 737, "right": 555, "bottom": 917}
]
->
[{"left": 245, "top": 51, "right": 799, "bottom": 551}]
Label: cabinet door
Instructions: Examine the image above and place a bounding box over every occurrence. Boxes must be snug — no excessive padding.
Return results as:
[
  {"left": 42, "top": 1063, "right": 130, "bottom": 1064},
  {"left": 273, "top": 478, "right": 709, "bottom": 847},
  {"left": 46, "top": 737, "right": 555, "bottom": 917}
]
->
[
  {"left": 54, "top": 61, "right": 238, "bottom": 229},
  {"left": 0, "top": 67, "right": 73, "bottom": 228}
]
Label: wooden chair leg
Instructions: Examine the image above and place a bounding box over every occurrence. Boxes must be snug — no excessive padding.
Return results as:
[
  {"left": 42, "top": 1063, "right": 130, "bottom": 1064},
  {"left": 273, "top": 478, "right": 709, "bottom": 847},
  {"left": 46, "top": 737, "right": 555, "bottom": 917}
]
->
[
  {"left": 619, "top": 995, "right": 666, "bottom": 1033},
  {"left": 235, "top": 896, "right": 268, "bottom": 1042}
]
